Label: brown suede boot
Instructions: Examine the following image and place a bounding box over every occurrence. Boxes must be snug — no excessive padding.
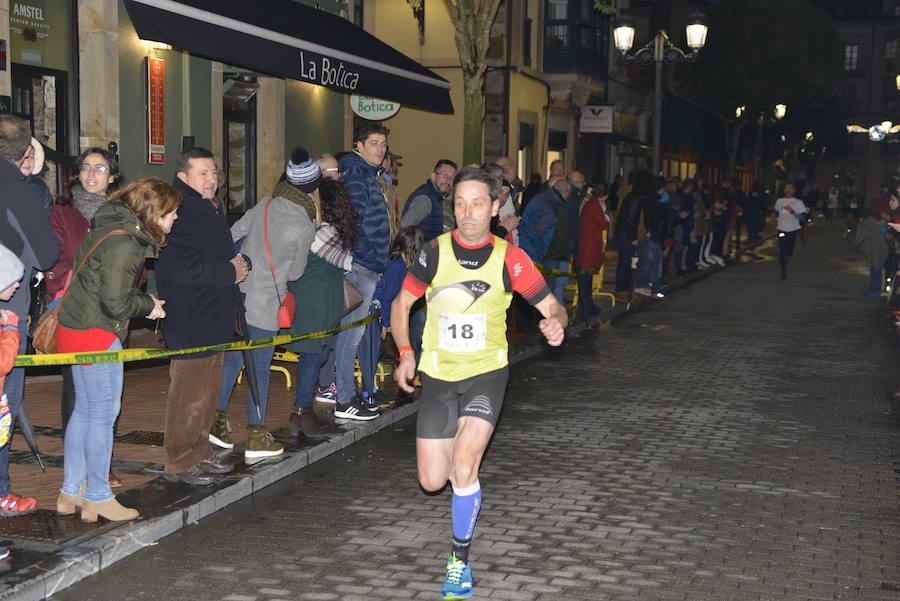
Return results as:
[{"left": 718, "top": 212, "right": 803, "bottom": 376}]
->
[
  {"left": 81, "top": 498, "right": 139, "bottom": 522},
  {"left": 56, "top": 492, "right": 82, "bottom": 515},
  {"left": 298, "top": 407, "right": 339, "bottom": 438}
]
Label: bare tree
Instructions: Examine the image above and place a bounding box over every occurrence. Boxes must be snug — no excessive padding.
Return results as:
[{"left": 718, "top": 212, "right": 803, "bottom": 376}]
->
[{"left": 444, "top": 0, "right": 504, "bottom": 165}]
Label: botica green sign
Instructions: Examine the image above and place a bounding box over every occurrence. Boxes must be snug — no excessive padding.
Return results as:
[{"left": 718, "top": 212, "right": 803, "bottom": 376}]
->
[{"left": 350, "top": 95, "right": 400, "bottom": 121}]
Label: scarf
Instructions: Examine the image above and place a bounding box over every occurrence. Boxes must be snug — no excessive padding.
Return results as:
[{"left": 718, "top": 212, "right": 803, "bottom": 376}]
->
[
  {"left": 272, "top": 180, "right": 320, "bottom": 226},
  {"left": 311, "top": 222, "right": 353, "bottom": 271},
  {"left": 71, "top": 185, "right": 108, "bottom": 222}
]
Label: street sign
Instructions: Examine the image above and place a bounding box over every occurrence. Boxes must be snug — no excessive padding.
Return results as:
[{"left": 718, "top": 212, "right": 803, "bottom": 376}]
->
[{"left": 579, "top": 105, "right": 614, "bottom": 133}]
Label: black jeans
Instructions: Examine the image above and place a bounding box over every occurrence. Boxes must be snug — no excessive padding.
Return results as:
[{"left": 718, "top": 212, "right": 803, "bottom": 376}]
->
[
  {"left": 614, "top": 233, "right": 634, "bottom": 292},
  {"left": 777, "top": 230, "right": 797, "bottom": 274}
]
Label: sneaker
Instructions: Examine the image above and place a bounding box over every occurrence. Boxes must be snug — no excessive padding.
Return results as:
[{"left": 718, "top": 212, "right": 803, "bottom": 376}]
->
[
  {"left": 245, "top": 425, "right": 284, "bottom": 459},
  {"left": 442, "top": 554, "right": 473, "bottom": 600},
  {"left": 0, "top": 547, "right": 8, "bottom": 560},
  {"left": 633, "top": 287, "right": 652, "bottom": 297},
  {"left": 334, "top": 397, "right": 380, "bottom": 421},
  {"left": 711, "top": 255, "right": 726, "bottom": 266},
  {"left": 359, "top": 391, "right": 380, "bottom": 411},
  {"left": 0, "top": 493, "right": 37, "bottom": 516},
  {"left": 208, "top": 410, "right": 234, "bottom": 449},
  {"left": 315, "top": 383, "right": 338, "bottom": 405},
  {"left": 368, "top": 390, "right": 396, "bottom": 409}
]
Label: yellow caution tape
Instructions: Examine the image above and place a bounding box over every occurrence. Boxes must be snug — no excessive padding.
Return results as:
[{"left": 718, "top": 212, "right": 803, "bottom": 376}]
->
[
  {"left": 534, "top": 262, "right": 594, "bottom": 277},
  {"left": 14, "top": 313, "right": 378, "bottom": 367}
]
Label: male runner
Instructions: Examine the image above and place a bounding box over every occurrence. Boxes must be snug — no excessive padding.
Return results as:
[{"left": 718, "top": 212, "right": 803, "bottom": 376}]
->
[{"left": 392, "top": 165, "right": 567, "bottom": 599}]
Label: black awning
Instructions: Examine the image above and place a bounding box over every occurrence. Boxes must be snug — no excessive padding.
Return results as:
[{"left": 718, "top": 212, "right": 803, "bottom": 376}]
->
[{"left": 123, "top": 0, "right": 453, "bottom": 113}]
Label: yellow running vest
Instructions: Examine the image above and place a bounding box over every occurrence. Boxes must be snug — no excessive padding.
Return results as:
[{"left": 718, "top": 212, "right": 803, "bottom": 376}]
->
[{"left": 419, "top": 233, "right": 513, "bottom": 381}]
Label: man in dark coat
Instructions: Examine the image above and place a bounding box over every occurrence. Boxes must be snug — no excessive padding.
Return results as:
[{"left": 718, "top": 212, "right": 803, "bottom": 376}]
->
[
  {"left": 0, "top": 116, "right": 58, "bottom": 515},
  {"left": 156, "top": 147, "right": 248, "bottom": 485}
]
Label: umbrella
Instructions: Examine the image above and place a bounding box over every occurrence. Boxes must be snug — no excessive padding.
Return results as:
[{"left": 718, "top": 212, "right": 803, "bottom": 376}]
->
[
  {"left": 356, "top": 301, "right": 382, "bottom": 397},
  {"left": 235, "top": 289, "right": 262, "bottom": 422},
  {"left": 14, "top": 401, "right": 45, "bottom": 472}
]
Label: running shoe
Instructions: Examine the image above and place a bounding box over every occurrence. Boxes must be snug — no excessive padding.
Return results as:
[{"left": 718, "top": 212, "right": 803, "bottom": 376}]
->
[
  {"left": 359, "top": 391, "right": 379, "bottom": 411},
  {"left": 442, "top": 554, "right": 473, "bottom": 600},
  {"left": 368, "top": 390, "right": 396, "bottom": 409},
  {"left": 0, "top": 547, "right": 8, "bottom": 560},
  {"left": 0, "top": 493, "right": 37, "bottom": 516},
  {"left": 315, "top": 383, "right": 338, "bottom": 405},
  {"left": 334, "top": 397, "right": 380, "bottom": 421}
]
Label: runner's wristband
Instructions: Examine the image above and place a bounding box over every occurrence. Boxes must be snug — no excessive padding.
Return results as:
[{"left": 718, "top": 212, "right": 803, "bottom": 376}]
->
[{"left": 397, "top": 346, "right": 413, "bottom": 360}]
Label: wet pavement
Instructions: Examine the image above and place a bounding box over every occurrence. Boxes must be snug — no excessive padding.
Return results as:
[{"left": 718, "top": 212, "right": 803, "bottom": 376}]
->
[{"left": 34, "top": 223, "right": 900, "bottom": 601}]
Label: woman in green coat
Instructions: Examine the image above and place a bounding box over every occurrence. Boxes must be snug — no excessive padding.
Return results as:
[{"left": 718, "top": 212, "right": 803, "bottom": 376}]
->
[
  {"left": 56, "top": 177, "right": 180, "bottom": 522},
  {"left": 285, "top": 179, "right": 356, "bottom": 436}
]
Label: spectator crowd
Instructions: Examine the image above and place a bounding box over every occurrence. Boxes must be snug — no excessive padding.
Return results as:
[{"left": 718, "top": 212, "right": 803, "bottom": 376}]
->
[{"left": 0, "top": 113, "right": 891, "bottom": 561}]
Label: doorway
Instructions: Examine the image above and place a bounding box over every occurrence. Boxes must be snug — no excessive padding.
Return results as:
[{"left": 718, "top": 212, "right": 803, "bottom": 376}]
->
[
  {"left": 11, "top": 64, "right": 67, "bottom": 196},
  {"left": 222, "top": 74, "right": 259, "bottom": 216}
]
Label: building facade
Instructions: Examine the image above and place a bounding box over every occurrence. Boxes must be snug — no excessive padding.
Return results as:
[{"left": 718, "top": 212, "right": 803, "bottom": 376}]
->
[{"left": 812, "top": 0, "right": 900, "bottom": 200}]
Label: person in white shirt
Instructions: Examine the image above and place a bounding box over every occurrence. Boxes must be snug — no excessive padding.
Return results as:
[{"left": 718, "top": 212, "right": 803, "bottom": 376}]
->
[{"left": 774, "top": 182, "right": 808, "bottom": 279}]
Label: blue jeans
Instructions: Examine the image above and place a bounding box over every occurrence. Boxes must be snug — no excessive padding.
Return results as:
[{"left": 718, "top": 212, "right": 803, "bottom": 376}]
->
[
  {"left": 542, "top": 259, "right": 569, "bottom": 304},
  {"left": 0, "top": 319, "right": 26, "bottom": 498},
  {"left": 295, "top": 347, "right": 331, "bottom": 409},
  {"left": 61, "top": 339, "right": 123, "bottom": 503},
  {"left": 335, "top": 265, "right": 380, "bottom": 402},
  {"left": 218, "top": 325, "right": 276, "bottom": 425},
  {"left": 634, "top": 240, "right": 663, "bottom": 293}
]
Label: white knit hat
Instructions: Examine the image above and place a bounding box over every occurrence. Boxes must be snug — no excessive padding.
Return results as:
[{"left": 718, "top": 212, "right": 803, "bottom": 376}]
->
[{"left": 0, "top": 244, "right": 23, "bottom": 293}]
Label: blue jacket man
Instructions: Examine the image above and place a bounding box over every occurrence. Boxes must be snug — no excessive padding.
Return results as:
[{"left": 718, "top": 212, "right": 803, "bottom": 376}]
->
[
  {"left": 340, "top": 150, "right": 390, "bottom": 274},
  {"left": 333, "top": 125, "right": 391, "bottom": 417}
]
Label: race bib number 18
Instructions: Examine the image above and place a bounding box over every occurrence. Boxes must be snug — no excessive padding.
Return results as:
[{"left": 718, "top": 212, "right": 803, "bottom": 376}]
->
[{"left": 438, "top": 313, "right": 487, "bottom": 352}]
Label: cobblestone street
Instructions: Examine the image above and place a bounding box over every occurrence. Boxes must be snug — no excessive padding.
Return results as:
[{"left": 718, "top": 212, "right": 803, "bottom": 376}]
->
[{"left": 50, "top": 225, "right": 900, "bottom": 601}]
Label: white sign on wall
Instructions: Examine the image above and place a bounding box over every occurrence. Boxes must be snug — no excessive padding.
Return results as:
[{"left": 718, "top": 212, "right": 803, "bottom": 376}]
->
[
  {"left": 579, "top": 105, "right": 614, "bottom": 133},
  {"left": 350, "top": 95, "right": 400, "bottom": 120}
]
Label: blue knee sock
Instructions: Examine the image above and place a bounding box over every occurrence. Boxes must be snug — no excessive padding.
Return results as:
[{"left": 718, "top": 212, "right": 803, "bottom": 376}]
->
[{"left": 451, "top": 480, "right": 481, "bottom": 564}]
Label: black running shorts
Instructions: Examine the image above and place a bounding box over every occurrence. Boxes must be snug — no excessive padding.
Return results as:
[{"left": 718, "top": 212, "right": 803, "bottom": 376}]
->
[{"left": 416, "top": 367, "right": 509, "bottom": 439}]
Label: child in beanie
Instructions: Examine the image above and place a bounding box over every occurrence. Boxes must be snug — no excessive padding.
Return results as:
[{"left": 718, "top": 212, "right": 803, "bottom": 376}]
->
[{"left": 0, "top": 243, "right": 24, "bottom": 561}]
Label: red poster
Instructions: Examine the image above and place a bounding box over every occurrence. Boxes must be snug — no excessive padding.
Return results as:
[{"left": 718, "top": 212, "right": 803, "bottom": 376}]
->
[{"left": 147, "top": 57, "right": 165, "bottom": 164}]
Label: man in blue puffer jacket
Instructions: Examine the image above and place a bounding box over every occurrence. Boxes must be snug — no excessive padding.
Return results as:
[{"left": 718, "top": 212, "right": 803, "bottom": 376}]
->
[{"left": 334, "top": 125, "right": 391, "bottom": 420}]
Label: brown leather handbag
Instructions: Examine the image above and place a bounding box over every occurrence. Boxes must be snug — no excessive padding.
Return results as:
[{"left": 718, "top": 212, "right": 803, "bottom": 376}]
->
[{"left": 32, "top": 230, "right": 129, "bottom": 354}]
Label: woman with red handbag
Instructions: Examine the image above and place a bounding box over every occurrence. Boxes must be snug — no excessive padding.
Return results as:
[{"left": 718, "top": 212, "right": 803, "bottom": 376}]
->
[{"left": 213, "top": 148, "right": 321, "bottom": 460}]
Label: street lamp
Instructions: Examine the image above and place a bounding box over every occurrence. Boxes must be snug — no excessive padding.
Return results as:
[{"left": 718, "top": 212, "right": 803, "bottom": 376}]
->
[
  {"left": 735, "top": 105, "right": 746, "bottom": 119},
  {"left": 613, "top": 13, "right": 708, "bottom": 175},
  {"left": 774, "top": 104, "right": 787, "bottom": 120}
]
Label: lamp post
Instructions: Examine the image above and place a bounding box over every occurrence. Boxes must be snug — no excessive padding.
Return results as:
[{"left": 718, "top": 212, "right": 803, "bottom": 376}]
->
[{"left": 613, "top": 13, "right": 708, "bottom": 175}]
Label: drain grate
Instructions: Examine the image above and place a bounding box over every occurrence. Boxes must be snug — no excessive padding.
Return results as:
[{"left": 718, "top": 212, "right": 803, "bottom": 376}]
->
[
  {"left": 0, "top": 509, "right": 98, "bottom": 544},
  {"left": 26, "top": 426, "right": 165, "bottom": 446},
  {"left": 114, "top": 430, "right": 165, "bottom": 446}
]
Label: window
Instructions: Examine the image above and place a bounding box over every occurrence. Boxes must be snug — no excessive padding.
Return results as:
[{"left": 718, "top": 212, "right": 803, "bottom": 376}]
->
[
  {"left": 547, "top": 0, "right": 567, "bottom": 19},
  {"left": 843, "top": 44, "right": 858, "bottom": 71},
  {"left": 523, "top": 17, "right": 532, "bottom": 66}
]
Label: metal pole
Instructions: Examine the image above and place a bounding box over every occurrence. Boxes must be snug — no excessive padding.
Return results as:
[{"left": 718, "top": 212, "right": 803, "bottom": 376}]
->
[{"left": 652, "top": 33, "right": 665, "bottom": 176}]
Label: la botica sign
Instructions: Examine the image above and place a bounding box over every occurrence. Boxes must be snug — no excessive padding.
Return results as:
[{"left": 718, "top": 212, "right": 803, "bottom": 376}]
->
[{"left": 350, "top": 95, "right": 400, "bottom": 121}]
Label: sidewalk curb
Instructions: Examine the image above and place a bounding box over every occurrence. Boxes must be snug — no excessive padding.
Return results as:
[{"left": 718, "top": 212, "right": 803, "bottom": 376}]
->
[{"left": 2, "top": 231, "right": 776, "bottom": 601}]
